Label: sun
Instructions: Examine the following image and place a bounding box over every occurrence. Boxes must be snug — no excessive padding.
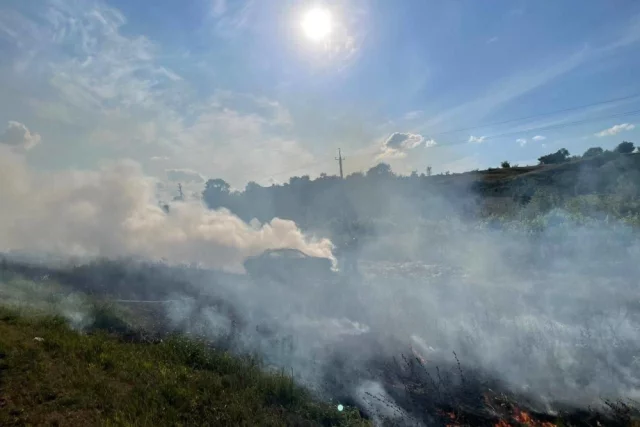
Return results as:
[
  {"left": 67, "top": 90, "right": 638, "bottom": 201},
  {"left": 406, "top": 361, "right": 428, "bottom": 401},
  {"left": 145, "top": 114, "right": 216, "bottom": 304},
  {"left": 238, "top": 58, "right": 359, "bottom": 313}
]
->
[{"left": 301, "top": 7, "right": 333, "bottom": 42}]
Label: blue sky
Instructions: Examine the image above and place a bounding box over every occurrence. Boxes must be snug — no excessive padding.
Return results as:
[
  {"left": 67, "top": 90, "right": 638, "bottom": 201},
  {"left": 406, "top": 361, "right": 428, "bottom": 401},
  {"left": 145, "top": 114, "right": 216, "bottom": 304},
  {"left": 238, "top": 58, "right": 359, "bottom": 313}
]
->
[{"left": 1, "top": 0, "right": 640, "bottom": 188}]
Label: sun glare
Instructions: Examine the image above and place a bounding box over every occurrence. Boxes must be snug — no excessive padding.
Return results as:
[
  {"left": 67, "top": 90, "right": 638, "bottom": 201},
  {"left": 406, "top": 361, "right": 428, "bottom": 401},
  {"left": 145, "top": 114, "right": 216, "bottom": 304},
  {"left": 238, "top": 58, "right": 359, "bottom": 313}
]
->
[{"left": 301, "top": 7, "right": 333, "bottom": 42}]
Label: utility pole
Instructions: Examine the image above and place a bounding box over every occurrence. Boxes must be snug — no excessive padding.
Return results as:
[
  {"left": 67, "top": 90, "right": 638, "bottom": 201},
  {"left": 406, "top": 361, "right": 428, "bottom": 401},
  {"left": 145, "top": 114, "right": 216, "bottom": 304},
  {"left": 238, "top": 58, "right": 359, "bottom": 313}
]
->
[
  {"left": 426, "top": 166, "right": 432, "bottom": 177},
  {"left": 335, "top": 148, "right": 345, "bottom": 179},
  {"left": 177, "top": 183, "right": 184, "bottom": 200}
]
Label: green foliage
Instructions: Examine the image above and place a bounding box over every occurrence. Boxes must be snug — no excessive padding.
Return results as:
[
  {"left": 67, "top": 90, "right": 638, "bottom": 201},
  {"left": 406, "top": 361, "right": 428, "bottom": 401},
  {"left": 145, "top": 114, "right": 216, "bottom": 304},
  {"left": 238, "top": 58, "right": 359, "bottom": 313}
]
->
[
  {"left": 0, "top": 307, "right": 368, "bottom": 427},
  {"left": 538, "top": 148, "right": 570, "bottom": 165},
  {"left": 583, "top": 146, "right": 604, "bottom": 158},
  {"left": 525, "top": 188, "right": 564, "bottom": 216},
  {"left": 501, "top": 161, "right": 511, "bottom": 168},
  {"left": 366, "top": 162, "right": 393, "bottom": 178},
  {"left": 615, "top": 141, "right": 635, "bottom": 154},
  {"left": 202, "top": 178, "right": 233, "bottom": 210}
]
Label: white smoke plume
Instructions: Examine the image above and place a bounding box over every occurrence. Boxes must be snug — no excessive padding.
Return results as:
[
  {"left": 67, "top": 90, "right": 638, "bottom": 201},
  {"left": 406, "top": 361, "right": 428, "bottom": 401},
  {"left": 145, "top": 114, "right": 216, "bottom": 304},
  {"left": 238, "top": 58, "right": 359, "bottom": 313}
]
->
[{"left": 0, "top": 147, "right": 333, "bottom": 272}]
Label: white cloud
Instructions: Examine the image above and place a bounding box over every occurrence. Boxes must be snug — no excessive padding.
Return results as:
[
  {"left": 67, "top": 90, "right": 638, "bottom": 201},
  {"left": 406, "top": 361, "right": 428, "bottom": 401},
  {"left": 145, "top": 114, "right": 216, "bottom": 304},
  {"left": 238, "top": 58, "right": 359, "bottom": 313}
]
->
[
  {"left": 0, "top": 121, "right": 41, "bottom": 150},
  {"left": 424, "top": 138, "right": 437, "bottom": 147},
  {"left": 532, "top": 135, "right": 546, "bottom": 141},
  {"left": 516, "top": 138, "right": 527, "bottom": 147},
  {"left": 487, "top": 37, "right": 499, "bottom": 44},
  {"left": 377, "top": 132, "right": 427, "bottom": 159},
  {"left": 595, "top": 123, "right": 635, "bottom": 137},
  {"left": 468, "top": 135, "right": 486, "bottom": 144},
  {"left": 0, "top": 0, "right": 316, "bottom": 188},
  {"left": 386, "top": 132, "right": 424, "bottom": 150},
  {"left": 166, "top": 168, "right": 205, "bottom": 184}
]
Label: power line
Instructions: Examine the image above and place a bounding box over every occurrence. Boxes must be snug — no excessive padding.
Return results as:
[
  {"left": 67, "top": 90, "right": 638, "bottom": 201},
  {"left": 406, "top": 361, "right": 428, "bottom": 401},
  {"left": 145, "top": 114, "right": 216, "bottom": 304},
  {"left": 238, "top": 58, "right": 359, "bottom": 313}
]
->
[{"left": 427, "top": 93, "right": 640, "bottom": 138}]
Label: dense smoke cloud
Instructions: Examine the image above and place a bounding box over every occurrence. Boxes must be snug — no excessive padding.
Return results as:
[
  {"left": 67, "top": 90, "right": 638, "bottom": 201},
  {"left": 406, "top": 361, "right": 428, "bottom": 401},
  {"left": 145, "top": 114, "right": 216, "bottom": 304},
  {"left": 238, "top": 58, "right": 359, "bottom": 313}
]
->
[{"left": 0, "top": 147, "right": 333, "bottom": 272}]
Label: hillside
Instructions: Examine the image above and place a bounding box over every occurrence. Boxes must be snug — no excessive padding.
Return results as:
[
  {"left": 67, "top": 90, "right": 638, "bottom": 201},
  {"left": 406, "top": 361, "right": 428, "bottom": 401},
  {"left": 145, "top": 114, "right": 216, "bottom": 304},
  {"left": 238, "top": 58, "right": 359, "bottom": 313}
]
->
[
  {"left": 470, "top": 152, "right": 640, "bottom": 198},
  {"left": 0, "top": 306, "right": 368, "bottom": 427}
]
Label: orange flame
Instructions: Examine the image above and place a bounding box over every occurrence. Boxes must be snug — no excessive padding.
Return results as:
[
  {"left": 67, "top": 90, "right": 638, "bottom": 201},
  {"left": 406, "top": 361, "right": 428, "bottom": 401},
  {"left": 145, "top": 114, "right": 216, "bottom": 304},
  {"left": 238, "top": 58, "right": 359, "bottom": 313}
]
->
[{"left": 514, "top": 408, "right": 534, "bottom": 424}]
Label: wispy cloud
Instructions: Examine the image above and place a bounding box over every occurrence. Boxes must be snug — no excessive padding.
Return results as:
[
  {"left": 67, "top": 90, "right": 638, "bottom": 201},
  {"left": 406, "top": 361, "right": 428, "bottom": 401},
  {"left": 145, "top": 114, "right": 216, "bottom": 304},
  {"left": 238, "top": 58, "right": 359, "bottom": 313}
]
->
[
  {"left": 403, "top": 110, "right": 423, "bottom": 120},
  {"left": 595, "top": 123, "right": 635, "bottom": 137},
  {"left": 212, "top": 0, "right": 256, "bottom": 38},
  {"left": 0, "top": 121, "right": 41, "bottom": 150},
  {"left": 211, "top": 0, "right": 227, "bottom": 17},
  {"left": 419, "top": 15, "right": 640, "bottom": 132},
  {"left": 517, "top": 135, "right": 545, "bottom": 146},
  {"left": 166, "top": 168, "right": 206, "bottom": 184},
  {"left": 487, "top": 37, "right": 499, "bottom": 44},
  {"left": 0, "top": 0, "right": 316, "bottom": 187},
  {"left": 41, "top": 2, "right": 183, "bottom": 114},
  {"left": 468, "top": 135, "right": 486, "bottom": 144}
]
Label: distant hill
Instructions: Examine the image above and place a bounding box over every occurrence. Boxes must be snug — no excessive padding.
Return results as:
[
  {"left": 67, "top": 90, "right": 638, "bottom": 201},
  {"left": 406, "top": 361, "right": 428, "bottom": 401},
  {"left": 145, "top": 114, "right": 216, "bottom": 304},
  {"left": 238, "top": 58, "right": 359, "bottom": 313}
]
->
[{"left": 429, "top": 152, "right": 640, "bottom": 200}]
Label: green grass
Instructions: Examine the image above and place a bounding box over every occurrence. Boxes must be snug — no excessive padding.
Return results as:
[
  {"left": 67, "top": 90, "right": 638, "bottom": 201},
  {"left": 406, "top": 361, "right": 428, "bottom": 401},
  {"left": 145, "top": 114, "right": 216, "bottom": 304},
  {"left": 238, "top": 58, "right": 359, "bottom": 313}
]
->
[{"left": 0, "top": 306, "right": 368, "bottom": 427}]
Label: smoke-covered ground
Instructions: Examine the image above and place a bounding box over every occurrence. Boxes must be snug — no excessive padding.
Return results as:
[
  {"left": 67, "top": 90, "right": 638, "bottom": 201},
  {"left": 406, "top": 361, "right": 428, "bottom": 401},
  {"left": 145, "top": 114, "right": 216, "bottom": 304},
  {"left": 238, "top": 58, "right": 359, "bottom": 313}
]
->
[{"left": 2, "top": 146, "right": 640, "bottom": 425}]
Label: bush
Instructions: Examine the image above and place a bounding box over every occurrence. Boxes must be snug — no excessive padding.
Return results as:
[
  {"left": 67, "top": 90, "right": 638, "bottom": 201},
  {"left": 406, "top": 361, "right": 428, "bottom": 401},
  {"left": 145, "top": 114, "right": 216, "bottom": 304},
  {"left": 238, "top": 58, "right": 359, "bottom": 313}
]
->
[
  {"left": 538, "top": 148, "right": 570, "bottom": 165},
  {"left": 583, "top": 147, "right": 604, "bottom": 158},
  {"left": 615, "top": 141, "right": 635, "bottom": 154},
  {"left": 501, "top": 161, "right": 511, "bottom": 168}
]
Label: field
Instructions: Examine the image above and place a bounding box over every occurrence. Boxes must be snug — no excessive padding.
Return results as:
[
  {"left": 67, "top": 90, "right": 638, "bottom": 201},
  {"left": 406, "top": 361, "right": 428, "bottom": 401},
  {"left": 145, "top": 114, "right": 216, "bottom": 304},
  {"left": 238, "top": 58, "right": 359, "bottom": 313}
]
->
[
  {"left": 2, "top": 254, "right": 640, "bottom": 427},
  {"left": 0, "top": 303, "right": 367, "bottom": 427}
]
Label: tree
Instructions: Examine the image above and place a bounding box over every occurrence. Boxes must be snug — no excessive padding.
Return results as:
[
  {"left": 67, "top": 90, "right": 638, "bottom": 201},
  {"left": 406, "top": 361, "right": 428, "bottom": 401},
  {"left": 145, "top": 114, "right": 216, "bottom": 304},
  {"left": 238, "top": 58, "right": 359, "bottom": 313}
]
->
[
  {"left": 204, "top": 178, "right": 231, "bottom": 194},
  {"left": 615, "top": 141, "right": 635, "bottom": 154},
  {"left": 538, "top": 148, "right": 570, "bottom": 165},
  {"left": 366, "top": 163, "right": 394, "bottom": 178},
  {"left": 245, "top": 181, "right": 262, "bottom": 193},
  {"left": 202, "top": 178, "right": 231, "bottom": 209},
  {"left": 501, "top": 161, "right": 511, "bottom": 168},
  {"left": 583, "top": 147, "right": 604, "bottom": 158}
]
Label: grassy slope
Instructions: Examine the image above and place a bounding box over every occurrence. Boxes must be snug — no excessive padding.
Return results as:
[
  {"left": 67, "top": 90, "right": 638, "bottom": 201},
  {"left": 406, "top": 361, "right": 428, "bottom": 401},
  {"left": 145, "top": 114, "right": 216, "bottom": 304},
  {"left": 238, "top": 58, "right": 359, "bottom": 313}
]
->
[
  {"left": 432, "top": 152, "right": 640, "bottom": 195},
  {"left": 0, "top": 307, "right": 368, "bottom": 427}
]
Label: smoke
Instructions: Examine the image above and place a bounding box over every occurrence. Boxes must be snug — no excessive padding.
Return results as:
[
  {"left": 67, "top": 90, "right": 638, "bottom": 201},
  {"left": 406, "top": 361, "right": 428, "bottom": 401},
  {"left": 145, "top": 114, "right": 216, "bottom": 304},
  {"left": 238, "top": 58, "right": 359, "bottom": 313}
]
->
[
  {"left": 3, "top": 145, "right": 640, "bottom": 423},
  {"left": 0, "top": 147, "right": 333, "bottom": 272}
]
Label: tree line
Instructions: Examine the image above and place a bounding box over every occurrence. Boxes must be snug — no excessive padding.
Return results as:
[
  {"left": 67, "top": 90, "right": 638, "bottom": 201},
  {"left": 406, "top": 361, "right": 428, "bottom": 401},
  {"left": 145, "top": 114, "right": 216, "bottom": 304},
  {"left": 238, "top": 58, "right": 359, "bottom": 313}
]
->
[
  {"left": 192, "top": 140, "right": 639, "bottom": 243},
  {"left": 501, "top": 141, "right": 636, "bottom": 168}
]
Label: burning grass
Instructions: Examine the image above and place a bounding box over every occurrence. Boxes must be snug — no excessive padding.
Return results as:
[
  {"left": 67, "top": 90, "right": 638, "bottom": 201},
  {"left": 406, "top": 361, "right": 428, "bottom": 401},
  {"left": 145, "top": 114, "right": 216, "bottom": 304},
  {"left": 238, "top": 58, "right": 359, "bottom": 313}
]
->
[{"left": 369, "top": 351, "right": 640, "bottom": 427}]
